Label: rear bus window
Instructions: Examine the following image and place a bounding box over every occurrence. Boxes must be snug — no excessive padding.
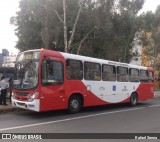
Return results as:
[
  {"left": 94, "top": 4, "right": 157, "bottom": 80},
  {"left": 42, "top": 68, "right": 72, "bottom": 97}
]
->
[
  {"left": 140, "top": 70, "right": 148, "bottom": 82},
  {"left": 148, "top": 71, "right": 154, "bottom": 82}
]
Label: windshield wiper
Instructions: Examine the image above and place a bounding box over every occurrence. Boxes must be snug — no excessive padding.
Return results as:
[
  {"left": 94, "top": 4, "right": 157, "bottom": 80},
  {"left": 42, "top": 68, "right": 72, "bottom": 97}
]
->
[
  {"left": 22, "top": 60, "right": 33, "bottom": 80},
  {"left": 15, "top": 62, "right": 24, "bottom": 79},
  {"left": 15, "top": 60, "right": 33, "bottom": 88},
  {"left": 23, "top": 60, "right": 33, "bottom": 71}
]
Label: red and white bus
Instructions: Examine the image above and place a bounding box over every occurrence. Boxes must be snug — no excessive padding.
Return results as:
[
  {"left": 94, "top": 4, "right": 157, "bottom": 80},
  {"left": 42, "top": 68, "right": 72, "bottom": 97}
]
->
[{"left": 12, "top": 49, "right": 154, "bottom": 113}]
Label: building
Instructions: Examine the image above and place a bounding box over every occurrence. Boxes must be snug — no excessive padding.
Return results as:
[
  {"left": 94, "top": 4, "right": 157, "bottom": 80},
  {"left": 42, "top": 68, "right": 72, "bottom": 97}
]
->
[
  {"left": 0, "top": 49, "right": 17, "bottom": 67},
  {"left": 2, "top": 49, "right": 9, "bottom": 56},
  {"left": 0, "top": 53, "right": 3, "bottom": 66},
  {"left": 3, "top": 54, "right": 16, "bottom": 67}
]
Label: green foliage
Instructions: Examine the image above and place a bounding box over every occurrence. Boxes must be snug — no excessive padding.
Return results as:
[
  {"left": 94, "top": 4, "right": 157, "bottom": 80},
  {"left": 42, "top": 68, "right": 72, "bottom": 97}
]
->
[
  {"left": 11, "top": 0, "right": 144, "bottom": 63},
  {"left": 139, "top": 5, "right": 160, "bottom": 70}
]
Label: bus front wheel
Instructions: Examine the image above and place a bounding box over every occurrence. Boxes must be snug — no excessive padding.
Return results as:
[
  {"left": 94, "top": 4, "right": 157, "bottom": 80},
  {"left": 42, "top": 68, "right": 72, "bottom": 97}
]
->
[
  {"left": 68, "top": 96, "right": 82, "bottom": 114},
  {"left": 130, "top": 93, "right": 138, "bottom": 106}
]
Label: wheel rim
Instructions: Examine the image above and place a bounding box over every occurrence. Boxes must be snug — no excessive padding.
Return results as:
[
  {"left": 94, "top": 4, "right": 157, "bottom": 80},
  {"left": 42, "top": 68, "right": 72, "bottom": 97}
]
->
[
  {"left": 132, "top": 95, "right": 137, "bottom": 105},
  {"left": 70, "top": 99, "right": 79, "bottom": 110}
]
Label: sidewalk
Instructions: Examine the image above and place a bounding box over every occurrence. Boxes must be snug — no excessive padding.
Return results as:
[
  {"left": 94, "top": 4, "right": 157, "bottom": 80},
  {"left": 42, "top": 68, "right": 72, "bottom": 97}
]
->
[
  {"left": 1, "top": 91, "right": 160, "bottom": 113},
  {"left": 0, "top": 99, "right": 20, "bottom": 113},
  {"left": 0, "top": 103, "right": 15, "bottom": 113}
]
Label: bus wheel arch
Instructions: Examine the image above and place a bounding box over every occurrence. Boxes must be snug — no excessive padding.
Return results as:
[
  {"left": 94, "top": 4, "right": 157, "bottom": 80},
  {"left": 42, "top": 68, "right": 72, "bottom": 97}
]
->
[
  {"left": 130, "top": 92, "right": 138, "bottom": 106},
  {"left": 67, "top": 93, "right": 84, "bottom": 114}
]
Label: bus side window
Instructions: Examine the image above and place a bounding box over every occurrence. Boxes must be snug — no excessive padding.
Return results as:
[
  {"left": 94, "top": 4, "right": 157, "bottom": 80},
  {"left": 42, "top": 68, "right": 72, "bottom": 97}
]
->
[
  {"left": 84, "top": 62, "right": 101, "bottom": 81},
  {"left": 66, "top": 59, "right": 83, "bottom": 80},
  {"left": 140, "top": 70, "right": 149, "bottom": 82},
  {"left": 117, "top": 66, "right": 128, "bottom": 82},
  {"left": 102, "top": 64, "right": 116, "bottom": 81},
  {"left": 129, "top": 68, "right": 139, "bottom": 82}
]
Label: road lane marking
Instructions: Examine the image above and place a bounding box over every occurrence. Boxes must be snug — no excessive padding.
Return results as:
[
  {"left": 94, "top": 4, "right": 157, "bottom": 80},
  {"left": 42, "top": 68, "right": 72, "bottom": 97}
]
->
[{"left": 0, "top": 104, "right": 160, "bottom": 132}]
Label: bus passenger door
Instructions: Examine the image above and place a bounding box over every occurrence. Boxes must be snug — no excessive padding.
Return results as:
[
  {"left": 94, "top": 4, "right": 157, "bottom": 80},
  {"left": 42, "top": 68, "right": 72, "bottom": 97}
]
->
[{"left": 40, "top": 59, "right": 65, "bottom": 111}]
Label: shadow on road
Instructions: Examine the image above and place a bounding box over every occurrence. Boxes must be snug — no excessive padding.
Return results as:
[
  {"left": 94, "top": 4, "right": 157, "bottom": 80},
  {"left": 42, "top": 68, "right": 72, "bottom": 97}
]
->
[{"left": 13, "top": 101, "right": 151, "bottom": 120}]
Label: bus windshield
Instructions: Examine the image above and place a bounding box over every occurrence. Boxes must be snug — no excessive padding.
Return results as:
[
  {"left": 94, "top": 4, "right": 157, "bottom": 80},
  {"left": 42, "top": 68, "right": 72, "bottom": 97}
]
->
[{"left": 13, "top": 51, "right": 40, "bottom": 90}]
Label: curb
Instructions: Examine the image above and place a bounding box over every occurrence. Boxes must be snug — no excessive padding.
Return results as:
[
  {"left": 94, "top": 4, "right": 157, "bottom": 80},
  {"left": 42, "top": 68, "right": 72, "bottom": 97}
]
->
[{"left": 0, "top": 107, "right": 22, "bottom": 114}]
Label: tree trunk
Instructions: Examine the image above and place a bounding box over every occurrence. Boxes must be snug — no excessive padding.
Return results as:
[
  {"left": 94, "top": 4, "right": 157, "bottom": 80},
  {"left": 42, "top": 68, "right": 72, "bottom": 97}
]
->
[
  {"left": 68, "top": 6, "right": 82, "bottom": 51},
  {"left": 63, "top": 0, "right": 68, "bottom": 52},
  {"left": 77, "top": 28, "right": 94, "bottom": 54}
]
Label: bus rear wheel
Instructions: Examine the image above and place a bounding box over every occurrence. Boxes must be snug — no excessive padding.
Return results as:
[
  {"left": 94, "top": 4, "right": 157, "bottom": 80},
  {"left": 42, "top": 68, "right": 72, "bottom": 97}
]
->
[
  {"left": 68, "top": 96, "right": 82, "bottom": 114},
  {"left": 130, "top": 93, "right": 138, "bottom": 106}
]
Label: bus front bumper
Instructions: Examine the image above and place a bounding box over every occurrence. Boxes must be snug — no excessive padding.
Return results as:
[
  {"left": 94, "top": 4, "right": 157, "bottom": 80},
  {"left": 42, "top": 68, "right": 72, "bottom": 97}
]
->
[{"left": 11, "top": 97, "right": 40, "bottom": 112}]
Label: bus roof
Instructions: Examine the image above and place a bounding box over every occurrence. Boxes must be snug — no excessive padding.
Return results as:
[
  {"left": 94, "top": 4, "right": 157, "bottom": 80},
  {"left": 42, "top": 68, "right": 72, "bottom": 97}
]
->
[
  {"left": 61, "top": 52, "right": 149, "bottom": 70},
  {"left": 18, "top": 49, "right": 152, "bottom": 70}
]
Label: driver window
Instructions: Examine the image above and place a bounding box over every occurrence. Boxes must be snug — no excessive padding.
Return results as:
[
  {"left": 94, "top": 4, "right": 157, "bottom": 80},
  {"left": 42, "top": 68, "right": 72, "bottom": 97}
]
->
[
  {"left": 48, "top": 62, "right": 55, "bottom": 80},
  {"left": 42, "top": 59, "right": 63, "bottom": 85}
]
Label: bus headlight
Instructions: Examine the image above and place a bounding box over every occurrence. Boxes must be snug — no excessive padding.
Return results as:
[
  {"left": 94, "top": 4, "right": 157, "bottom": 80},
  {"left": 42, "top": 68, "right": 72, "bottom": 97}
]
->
[
  {"left": 12, "top": 92, "right": 16, "bottom": 99},
  {"left": 28, "top": 92, "right": 39, "bottom": 102}
]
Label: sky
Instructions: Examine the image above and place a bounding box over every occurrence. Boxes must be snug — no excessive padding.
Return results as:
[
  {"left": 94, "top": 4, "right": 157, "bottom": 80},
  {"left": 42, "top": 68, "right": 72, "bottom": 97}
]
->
[
  {"left": 0, "top": 0, "right": 20, "bottom": 55},
  {"left": 0, "top": 0, "right": 160, "bottom": 55}
]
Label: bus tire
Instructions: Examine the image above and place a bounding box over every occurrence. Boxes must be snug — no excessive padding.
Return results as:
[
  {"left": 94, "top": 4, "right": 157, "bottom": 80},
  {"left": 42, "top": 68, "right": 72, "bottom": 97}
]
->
[
  {"left": 130, "top": 93, "right": 138, "bottom": 106},
  {"left": 68, "top": 95, "right": 82, "bottom": 114}
]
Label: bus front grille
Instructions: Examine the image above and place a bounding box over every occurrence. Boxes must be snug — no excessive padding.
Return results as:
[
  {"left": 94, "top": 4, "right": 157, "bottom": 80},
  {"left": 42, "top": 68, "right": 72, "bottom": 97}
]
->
[
  {"left": 16, "top": 92, "right": 29, "bottom": 96},
  {"left": 17, "top": 102, "right": 25, "bottom": 106}
]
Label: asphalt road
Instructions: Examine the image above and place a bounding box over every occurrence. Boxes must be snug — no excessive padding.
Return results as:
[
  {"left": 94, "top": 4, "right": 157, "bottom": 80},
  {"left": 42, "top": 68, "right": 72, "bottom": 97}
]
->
[{"left": 1, "top": 97, "right": 160, "bottom": 141}]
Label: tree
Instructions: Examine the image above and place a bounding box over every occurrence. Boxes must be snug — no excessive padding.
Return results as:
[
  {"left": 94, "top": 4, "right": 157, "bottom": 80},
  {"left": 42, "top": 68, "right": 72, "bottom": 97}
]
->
[
  {"left": 10, "top": 0, "right": 44, "bottom": 51},
  {"left": 63, "top": 0, "right": 83, "bottom": 52},
  {"left": 11, "top": 0, "right": 145, "bottom": 63},
  {"left": 76, "top": 0, "right": 145, "bottom": 62},
  {"left": 139, "top": 5, "right": 160, "bottom": 70}
]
